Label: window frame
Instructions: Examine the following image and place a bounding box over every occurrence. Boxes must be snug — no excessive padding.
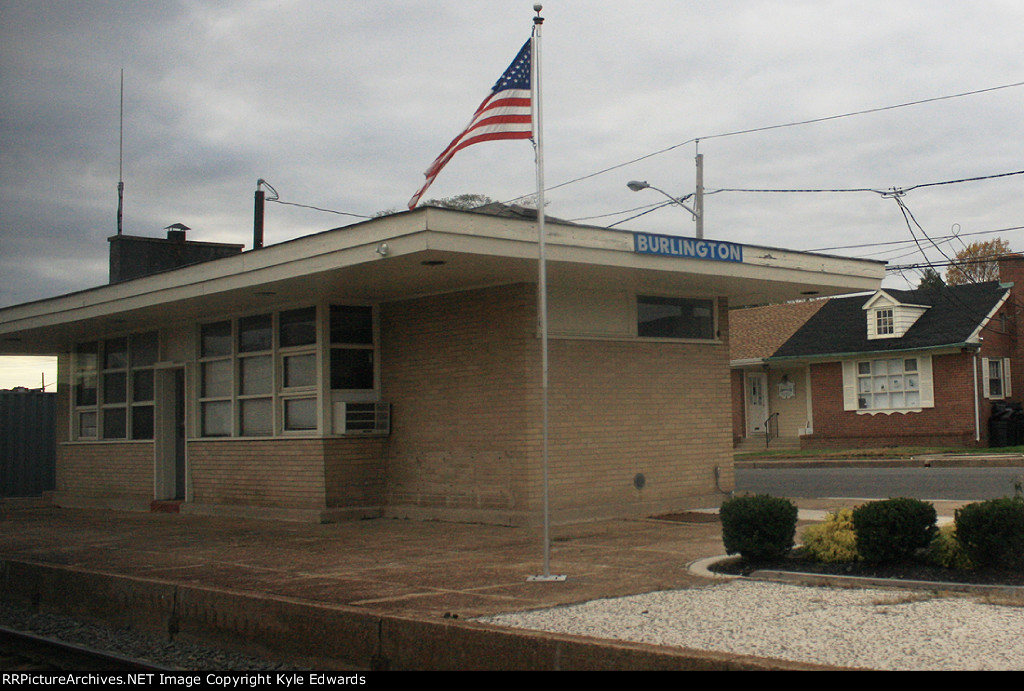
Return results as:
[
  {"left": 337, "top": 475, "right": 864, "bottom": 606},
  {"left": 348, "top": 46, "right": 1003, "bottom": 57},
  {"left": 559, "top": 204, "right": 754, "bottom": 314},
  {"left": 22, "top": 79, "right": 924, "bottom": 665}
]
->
[
  {"left": 635, "top": 295, "right": 717, "bottom": 341},
  {"left": 842, "top": 355, "right": 933, "bottom": 414},
  {"left": 196, "top": 305, "right": 333, "bottom": 439},
  {"left": 70, "top": 332, "right": 159, "bottom": 441}
]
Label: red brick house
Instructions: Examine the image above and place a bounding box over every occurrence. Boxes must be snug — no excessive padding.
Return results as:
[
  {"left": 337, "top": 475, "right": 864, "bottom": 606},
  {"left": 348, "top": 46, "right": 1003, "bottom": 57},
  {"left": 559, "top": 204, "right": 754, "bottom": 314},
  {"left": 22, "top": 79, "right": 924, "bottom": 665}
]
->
[
  {"left": 0, "top": 205, "right": 883, "bottom": 523},
  {"left": 732, "top": 255, "right": 1024, "bottom": 450}
]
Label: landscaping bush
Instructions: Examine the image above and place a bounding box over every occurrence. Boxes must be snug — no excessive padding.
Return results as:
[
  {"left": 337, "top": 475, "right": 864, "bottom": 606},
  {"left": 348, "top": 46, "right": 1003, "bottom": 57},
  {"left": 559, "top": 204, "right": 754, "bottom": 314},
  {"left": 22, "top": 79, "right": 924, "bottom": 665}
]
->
[
  {"left": 720, "top": 494, "right": 798, "bottom": 561},
  {"left": 801, "top": 508, "right": 860, "bottom": 563},
  {"left": 851, "top": 497, "right": 937, "bottom": 563},
  {"left": 954, "top": 497, "right": 1024, "bottom": 571},
  {"left": 925, "top": 524, "right": 974, "bottom": 570}
]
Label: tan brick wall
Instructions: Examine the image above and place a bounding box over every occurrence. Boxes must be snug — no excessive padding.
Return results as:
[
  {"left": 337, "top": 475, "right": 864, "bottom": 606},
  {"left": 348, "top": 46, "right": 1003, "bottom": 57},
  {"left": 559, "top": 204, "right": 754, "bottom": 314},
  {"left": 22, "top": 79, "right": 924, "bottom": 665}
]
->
[
  {"left": 188, "top": 439, "right": 327, "bottom": 510},
  {"left": 324, "top": 437, "right": 387, "bottom": 508},
  {"left": 55, "top": 358, "right": 155, "bottom": 503},
  {"left": 380, "top": 284, "right": 535, "bottom": 521},
  {"left": 382, "top": 287, "right": 735, "bottom": 524},
  {"left": 543, "top": 307, "right": 735, "bottom": 521}
]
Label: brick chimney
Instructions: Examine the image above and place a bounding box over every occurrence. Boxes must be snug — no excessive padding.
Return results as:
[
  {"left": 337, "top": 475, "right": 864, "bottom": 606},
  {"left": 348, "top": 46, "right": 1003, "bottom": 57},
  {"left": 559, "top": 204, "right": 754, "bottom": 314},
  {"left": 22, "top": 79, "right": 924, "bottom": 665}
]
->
[{"left": 998, "top": 253, "right": 1024, "bottom": 398}]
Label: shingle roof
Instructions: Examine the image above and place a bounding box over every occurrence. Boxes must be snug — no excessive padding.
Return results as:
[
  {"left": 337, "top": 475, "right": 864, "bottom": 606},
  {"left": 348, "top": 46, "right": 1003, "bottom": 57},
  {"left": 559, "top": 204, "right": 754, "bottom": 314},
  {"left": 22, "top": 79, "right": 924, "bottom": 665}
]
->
[
  {"left": 729, "top": 299, "right": 829, "bottom": 361},
  {"left": 771, "top": 281, "right": 1009, "bottom": 359}
]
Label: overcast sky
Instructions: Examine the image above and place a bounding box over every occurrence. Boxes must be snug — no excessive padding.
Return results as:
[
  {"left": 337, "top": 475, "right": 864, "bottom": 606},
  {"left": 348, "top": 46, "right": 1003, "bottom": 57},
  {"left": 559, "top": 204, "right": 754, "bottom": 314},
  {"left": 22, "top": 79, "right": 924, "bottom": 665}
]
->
[{"left": 2, "top": 1, "right": 1024, "bottom": 387}]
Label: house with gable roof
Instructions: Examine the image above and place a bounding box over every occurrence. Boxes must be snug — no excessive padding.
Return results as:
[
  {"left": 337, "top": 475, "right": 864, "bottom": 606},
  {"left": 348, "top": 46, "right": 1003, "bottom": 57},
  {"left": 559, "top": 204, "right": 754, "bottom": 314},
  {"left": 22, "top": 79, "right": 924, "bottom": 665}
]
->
[{"left": 731, "top": 255, "right": 1024, "bottom": 450}]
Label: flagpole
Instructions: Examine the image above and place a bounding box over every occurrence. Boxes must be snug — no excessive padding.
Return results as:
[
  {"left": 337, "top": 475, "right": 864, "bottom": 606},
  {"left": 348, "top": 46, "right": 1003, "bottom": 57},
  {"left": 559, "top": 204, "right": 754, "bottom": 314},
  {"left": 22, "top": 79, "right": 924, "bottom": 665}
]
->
[{"left": 528, "top": 4, "right": 564, "bottom": 583}]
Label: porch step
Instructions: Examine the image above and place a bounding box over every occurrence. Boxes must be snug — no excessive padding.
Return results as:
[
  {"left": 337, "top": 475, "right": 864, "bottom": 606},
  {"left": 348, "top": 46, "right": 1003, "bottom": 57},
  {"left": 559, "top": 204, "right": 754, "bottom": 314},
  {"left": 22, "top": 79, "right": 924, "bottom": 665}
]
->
[{"left": 150, "top": 500, "right": 183, "bottom": 514}]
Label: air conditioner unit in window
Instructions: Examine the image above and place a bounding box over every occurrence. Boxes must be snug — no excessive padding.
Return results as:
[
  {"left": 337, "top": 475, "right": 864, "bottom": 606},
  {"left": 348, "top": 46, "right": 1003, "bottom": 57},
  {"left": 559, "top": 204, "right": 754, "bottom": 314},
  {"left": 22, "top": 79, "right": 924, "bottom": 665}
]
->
[{"left": 332, "top": 401, "right": 391, "bottom": 436}]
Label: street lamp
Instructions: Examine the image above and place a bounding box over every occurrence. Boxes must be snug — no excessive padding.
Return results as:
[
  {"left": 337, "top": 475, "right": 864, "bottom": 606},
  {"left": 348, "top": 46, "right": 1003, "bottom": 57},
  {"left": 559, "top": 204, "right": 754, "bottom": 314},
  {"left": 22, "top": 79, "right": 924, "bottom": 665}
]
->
[{"left": 627, "top": 180, "right": 703, "bottom": 239}]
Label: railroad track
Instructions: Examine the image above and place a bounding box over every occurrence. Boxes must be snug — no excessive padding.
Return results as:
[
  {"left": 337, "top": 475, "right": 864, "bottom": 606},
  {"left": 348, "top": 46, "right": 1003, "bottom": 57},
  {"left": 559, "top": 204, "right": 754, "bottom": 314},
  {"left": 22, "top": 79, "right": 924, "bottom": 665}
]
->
[{"left": 0, "top": 625, "right": 175, "bottom": 672}]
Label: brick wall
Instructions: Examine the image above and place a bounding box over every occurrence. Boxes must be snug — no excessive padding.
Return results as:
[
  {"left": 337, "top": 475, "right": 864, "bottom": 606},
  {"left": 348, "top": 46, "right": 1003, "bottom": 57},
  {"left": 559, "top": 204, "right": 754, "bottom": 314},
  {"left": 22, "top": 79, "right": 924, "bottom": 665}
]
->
[
  {"left": 188, "top": 439, "right": 327, "bottom": 510},
  {"left": 380, "top": 284, "right": 536, "bottom": 523},
  {"left": 802, "top": 353, "right": 983, "bottom": 448},
  {"left": 54, "top": 367, "right": 155, "bottom": 506},
  {"left": 381, "top": 287, "right": 734, "bottom": 524}
]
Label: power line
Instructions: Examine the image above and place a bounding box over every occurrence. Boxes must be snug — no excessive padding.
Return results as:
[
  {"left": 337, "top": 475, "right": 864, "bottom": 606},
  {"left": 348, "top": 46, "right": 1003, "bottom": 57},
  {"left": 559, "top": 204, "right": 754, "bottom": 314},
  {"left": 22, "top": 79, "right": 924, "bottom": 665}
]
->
[{"left": 506, "top": 79, "right": 1024, "bottom": 203}]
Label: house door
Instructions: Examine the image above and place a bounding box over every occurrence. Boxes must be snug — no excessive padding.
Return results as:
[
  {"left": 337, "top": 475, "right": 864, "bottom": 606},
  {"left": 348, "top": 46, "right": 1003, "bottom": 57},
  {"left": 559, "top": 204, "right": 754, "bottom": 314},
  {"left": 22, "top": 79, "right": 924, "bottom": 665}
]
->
[
  {"left": 746, "top": 372, "right": 769, "bottom": 435},
  {"left": 155, "top": 367, "right": 186, "bottom": 501}
]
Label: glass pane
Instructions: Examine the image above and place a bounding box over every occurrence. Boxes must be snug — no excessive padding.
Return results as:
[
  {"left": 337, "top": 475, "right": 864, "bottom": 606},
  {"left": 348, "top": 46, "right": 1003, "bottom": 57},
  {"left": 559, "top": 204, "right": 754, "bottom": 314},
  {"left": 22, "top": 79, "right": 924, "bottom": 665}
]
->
[
  {"left": 240, "top": 398, "right": 273, "bottom": 436},
  {"left": 103, "top": 407, "right": 127, "bottom": 439},
  {"left": 872, "top": 360, "right": 888, "bottom": 375},
  {"left": 202, "top": 400, "right": 232, "bottom": 437},
  {"left": 132, "top": 405, "right": 154, "bottom": 440},
  {"left": 873, "top": 393, "right": 889, "bottom": 409},
  {"left": 887, "top": 359, "right": 902, "bottom": 374},
  {"left": 284, "top": 353, "right": 316, "bottom": 388},
  {"left": 890, "top": 392, "right": 905, "bottom": 408},
  {"left": 906, "top": 376, "right": 919, "bottom": 390},
  {"left": 76, "top": 372, "right": 97, "bottom": 407},
  {"left": 858, "top": 378, "right": 872, "bottom": 393},
  {"left": 133, "top": 369, "right": 154, "bottom": 402},
  {"left": 131, "top": 332, "right": 159, "bottom": 367},
  {"left": 79, "top": 411, "right": 97, "bottom": 438},
  {"left": 906, "top": 391, "right": 921, "bottom": 407},
  {"left": 202, "top": 359, "right": 232, "bottom": 398},
  {"left": 330, "top": 305, "right": 373, "bottom": 345},
  {"left": 104, "top": 371, "right": 127, "bottom": 404},
  {"left": 872, "top": 377, "right": 887, "bottom": 392},
  {"left": 637, "top": 296, "right": 713, "bottom": 339},
  {"left": 240, "top": 355, "right": 272, "bottom": 395},
  {"left": 890, "top": 375, "right": 904, "bottom": 391},
  {"left": 857, "top": 362, "right": 871, "bottom": 375},
  {"left": 330, "top": 348, "right": 374, "bottom": 389},
  {"left": 280, "top": 307, "right": 317, "bottom": 348},
  {"left": 238, "top": 314, "right": 273, "bottom": 352},
  {"left": 284, "top": 398, "right": 318, "bottom": 430},
  {"left": 104, "top": 337, "right": 128, "bottom": 369},
  {"left": 904, "top": 358, "right": 918, "bottom": 373},
  {"left": 201, "top": 321, "right": 232, "bottom": 357}
]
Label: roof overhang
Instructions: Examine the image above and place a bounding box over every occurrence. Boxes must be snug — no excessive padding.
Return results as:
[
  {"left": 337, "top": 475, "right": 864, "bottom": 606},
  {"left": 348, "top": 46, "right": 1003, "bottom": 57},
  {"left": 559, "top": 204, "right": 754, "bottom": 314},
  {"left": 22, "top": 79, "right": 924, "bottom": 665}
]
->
[{"left": 0, "top": 207, "right": 886, "bottom": 355}]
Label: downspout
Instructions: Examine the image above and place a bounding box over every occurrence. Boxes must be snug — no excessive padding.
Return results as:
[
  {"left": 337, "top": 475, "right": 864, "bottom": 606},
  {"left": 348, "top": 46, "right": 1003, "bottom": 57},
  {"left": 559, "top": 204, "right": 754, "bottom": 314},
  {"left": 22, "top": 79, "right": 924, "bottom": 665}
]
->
[{"left": 973, "top": 351, "right": 980, "bottom": 443}]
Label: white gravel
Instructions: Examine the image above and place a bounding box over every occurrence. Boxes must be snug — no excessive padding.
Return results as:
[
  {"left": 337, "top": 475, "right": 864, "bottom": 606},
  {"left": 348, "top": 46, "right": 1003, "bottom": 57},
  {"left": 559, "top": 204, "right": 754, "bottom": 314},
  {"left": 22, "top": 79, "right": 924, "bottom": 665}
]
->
[{"left": 479, "top": 580, "right": 1024, "bottom": 671}]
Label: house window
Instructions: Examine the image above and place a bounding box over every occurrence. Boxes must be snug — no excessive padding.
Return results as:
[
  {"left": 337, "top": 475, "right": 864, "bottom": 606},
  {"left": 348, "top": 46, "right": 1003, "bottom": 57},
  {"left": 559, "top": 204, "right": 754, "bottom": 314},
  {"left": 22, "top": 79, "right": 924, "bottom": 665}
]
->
[
  {"left": 983, "top": 358, "right": 1011, "bottom": 400},
  {"left": 330, "top": 305, "right": 375, "bottom": 390},
  {"left": 71, "top": 332, "right": 158, "bottom": 440},
  {"left": 875, "top": 309, "right": 894, "bottom": 336},
  {"left": 198, "top": 307, "right": 322, "bottom": 438},
  {"left": 856, "top": 357, "right": 921, "bottom": 410},
  {"left": 637, "top": 296, "right": 714, "bottom": 339}
]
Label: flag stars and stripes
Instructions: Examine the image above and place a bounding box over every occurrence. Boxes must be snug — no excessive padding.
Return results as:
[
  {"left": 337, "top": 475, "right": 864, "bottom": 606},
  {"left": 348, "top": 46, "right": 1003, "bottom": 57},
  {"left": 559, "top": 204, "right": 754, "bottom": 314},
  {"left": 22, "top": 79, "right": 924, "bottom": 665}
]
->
[{"left": 409, "top": 39, "right": 534, "bottom": 209}]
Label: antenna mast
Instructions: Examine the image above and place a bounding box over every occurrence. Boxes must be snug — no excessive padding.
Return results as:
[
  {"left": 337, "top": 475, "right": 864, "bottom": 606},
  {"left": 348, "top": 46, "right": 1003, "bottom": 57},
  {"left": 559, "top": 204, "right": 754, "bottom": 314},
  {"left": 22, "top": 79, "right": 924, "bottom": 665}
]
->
[{"left": 117, "top": 68, "right": 124, "bottom": 235}]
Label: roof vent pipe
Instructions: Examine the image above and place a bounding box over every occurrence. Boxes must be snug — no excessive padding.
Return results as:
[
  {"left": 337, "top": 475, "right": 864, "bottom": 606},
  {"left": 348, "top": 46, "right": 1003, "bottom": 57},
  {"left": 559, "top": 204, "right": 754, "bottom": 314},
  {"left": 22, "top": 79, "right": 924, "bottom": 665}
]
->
[{"left": 254, "top": 179, "right": 279, "bottom": 250}]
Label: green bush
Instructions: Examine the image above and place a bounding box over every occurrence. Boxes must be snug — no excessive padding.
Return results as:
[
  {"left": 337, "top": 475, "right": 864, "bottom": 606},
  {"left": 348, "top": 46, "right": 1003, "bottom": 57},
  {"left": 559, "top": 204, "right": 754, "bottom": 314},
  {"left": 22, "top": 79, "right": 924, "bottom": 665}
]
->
[
  {"left": 954, "top": 497, "right": 1024, "bottom": 571},
  {"left": 851, "top": 498, "right": 938, "bottom": 563},
  {"left": 801, "top": 508, "right": 860, "bottom": 563},
  {"left": 925, "top": 524, "right": 974, "bottom": 570},
  {"left": 720, "top": 494, "right": 798, "bottom": 561}
]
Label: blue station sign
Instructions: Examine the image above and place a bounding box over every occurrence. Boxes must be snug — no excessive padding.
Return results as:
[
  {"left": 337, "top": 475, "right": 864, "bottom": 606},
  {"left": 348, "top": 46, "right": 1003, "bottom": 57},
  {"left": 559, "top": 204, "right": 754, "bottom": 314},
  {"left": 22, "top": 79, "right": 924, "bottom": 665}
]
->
[{"left": 633, "top": 232, "right": 743, "bottom": 263}]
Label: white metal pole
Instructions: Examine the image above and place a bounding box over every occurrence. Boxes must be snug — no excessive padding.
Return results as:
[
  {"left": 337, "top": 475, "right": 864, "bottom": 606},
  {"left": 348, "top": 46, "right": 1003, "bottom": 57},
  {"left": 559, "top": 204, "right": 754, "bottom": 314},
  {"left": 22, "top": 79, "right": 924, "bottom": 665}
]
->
[{"left": 528, "top": 4, "right": 564, "bottom": 583}]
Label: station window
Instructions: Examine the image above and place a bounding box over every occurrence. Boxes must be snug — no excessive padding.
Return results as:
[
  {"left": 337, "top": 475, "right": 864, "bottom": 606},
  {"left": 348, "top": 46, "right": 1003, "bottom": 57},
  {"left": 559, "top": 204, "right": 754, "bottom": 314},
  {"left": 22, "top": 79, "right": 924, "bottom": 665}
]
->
[
  {"left": 637, "top": 296, "right": 715, "bottom": 340},
  {"left": 71, "top": 332, "right": 158, "bottom": 440}
]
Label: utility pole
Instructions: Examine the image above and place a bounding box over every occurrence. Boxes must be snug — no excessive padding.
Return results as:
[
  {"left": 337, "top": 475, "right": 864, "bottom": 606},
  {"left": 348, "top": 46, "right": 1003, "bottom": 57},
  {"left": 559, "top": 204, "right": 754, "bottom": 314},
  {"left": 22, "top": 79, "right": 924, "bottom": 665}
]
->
[{"left": 694, "top": 152, "right": 704, "bottom": 239}]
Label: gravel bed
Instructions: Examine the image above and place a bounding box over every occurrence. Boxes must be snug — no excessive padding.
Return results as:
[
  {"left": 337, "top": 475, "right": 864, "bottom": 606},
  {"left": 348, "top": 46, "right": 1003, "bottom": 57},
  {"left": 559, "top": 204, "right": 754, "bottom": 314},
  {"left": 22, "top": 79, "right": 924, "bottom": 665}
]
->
[
  {"left": 478, "top": 580, "right": 1024, "bottom": 671},
  {"left": 0, "top": 602, "right": 301, "bottom": 671}
]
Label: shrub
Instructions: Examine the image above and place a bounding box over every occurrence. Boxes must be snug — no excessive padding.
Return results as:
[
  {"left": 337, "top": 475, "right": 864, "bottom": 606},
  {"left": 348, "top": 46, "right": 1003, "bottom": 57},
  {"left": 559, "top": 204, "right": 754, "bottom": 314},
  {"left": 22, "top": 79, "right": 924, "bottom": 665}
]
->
[
  {"left": 925, "top": 524, "right": 974, "bottom": 570},
  {"left": 720, "top": 494, "right": 798, "bottom": 561},
  {"left": 851, "top": 498, "right": 937, "bottom": 563},
  {"left": 801, "top": 508, "right": 860, "bottom": 563},
  {"left": 954, "top": 497, "right": 1024, "bottom": 571}
]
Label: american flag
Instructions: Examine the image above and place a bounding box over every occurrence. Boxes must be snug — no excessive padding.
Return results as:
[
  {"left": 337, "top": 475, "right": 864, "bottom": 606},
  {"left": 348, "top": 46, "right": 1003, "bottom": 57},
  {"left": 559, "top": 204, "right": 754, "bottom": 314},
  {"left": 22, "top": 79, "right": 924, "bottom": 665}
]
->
[{"left": 408, "top": 39, "right": 533, "bottom": 209}]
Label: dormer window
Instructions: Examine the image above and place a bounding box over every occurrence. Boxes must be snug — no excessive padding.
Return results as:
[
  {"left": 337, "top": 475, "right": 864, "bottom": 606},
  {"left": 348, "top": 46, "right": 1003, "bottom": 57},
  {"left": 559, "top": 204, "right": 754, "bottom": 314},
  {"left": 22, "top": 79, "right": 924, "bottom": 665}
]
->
[
  {"left": 864, "top": 290, "right": 928, "bottom": 340},
  {"left": 875, "top": 308, "right": 894, "bottom": 336}
]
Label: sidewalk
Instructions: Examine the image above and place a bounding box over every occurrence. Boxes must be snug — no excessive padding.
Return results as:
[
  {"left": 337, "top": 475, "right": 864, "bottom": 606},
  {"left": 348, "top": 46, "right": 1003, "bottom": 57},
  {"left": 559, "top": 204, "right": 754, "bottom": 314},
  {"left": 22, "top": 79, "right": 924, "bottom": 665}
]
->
[{"left": 0, "top": 497, "right": 974, "bottom": 669}]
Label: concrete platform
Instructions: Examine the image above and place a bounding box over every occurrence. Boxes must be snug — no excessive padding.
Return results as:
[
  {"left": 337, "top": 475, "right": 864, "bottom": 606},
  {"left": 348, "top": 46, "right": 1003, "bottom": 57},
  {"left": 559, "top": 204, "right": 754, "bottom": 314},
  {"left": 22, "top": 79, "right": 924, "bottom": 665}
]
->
[{"left": 0, "top": 499, "right": 875, "bottom": 670}]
